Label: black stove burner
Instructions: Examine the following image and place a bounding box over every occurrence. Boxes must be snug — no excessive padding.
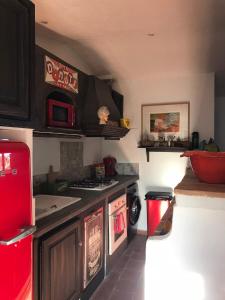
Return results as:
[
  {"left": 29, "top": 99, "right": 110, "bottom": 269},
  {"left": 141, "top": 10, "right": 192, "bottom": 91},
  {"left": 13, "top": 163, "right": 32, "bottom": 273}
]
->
[{"left": 69, "top": 178, "right": 114, "bottom": 189}]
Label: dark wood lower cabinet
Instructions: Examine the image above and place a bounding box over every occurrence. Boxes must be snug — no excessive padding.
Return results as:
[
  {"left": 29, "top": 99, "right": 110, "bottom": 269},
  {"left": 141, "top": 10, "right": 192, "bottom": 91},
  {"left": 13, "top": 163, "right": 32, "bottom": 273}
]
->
[{"left": 40, "top": 219, "right": 82, "bottom": 300}]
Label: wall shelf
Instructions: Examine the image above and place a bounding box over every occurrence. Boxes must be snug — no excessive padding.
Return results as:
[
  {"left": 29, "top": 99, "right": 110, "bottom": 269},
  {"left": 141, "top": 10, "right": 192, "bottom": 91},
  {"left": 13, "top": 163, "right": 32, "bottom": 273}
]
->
[
  {"left": 33, "top": 127, "right": 83, "bottom": 139},
  {"left": 83, "top": 125, "right": 129, "bottom": 139},
  {"left": 138, "top": 145, "right": 189, "bottom": 162}
]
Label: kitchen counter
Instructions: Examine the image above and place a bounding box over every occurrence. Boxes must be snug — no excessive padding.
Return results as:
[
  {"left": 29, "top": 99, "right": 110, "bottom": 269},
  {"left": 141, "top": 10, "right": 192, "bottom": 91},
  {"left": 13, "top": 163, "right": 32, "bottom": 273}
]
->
[
  {"left": 175, "top": 168, "right": 225, "bottom": 198},
  {"left": 174, "top": 169, "right": 225, "bottom": 210},
  {"left": 34, "top": 175, "right": 138, "bottom": 237}
]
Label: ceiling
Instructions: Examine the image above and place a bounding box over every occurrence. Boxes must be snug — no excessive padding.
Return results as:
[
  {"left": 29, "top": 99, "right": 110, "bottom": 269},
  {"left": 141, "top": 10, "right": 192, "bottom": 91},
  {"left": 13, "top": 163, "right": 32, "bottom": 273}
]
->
[{"left": 33, "top": 0, "right": 225, "bottom": 79}]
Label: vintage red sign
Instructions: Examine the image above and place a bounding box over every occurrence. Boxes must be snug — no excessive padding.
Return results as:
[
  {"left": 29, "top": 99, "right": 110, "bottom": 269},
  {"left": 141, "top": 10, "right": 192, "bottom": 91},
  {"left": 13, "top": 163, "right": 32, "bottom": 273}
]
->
[
  {"left": 45, "top": 55, "right": 78, "bottom": 93},
  {"left": 83, "top": 207, "right": 103, "bottom": 288}
]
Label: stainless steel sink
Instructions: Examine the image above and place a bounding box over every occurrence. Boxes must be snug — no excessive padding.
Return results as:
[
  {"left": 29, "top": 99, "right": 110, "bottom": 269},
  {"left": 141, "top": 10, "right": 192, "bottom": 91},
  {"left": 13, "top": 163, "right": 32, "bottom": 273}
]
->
[{"left": 35, "top": 195, "right": 82, "bottom": 220}]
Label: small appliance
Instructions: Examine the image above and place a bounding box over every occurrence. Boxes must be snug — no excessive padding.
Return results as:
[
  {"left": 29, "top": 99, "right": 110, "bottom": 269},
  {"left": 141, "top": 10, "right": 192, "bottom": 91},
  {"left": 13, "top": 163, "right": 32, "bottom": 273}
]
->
[
  {"left": 103, "top": 156, "right": 117, "bottom": 177},
  {"left": 47, "top": 98, "right": 75, "bottom": 128},
  {"left": 0, "top": 141, "right": 35, "bottom": 299},
  {"left": 127, "top": 183, "right": 141, "bottom": 242},
  {"left": 108, "top": 194, "right": 127, "bottom": 255}
]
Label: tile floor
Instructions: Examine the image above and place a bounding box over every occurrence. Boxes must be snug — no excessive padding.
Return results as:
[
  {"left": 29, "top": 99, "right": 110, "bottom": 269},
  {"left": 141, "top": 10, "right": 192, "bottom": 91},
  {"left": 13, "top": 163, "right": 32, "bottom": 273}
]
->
[{"left": 91, "top": 235, "right": 147, "bottom": 300}]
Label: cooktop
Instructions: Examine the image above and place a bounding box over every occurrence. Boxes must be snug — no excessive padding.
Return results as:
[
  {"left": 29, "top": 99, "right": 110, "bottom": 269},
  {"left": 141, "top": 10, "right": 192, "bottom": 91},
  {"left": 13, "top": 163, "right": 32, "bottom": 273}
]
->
[{"left": 69, "top": 178, "right": 119, "bottom": 191}]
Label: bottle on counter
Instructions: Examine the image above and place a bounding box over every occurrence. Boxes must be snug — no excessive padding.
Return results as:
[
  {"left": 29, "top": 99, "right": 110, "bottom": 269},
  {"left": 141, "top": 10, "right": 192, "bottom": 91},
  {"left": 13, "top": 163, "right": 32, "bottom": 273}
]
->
[
  {"left": 95, "top": 163, "right": 105, "bottom": 179},
  {"left": 192, "top": 132, "right": 199, "bottom": 149}
]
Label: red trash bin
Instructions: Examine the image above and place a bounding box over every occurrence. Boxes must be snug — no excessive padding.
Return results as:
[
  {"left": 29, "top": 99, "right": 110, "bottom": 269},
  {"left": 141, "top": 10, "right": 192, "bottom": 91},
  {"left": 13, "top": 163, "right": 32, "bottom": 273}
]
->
[{"left": 145, "top": 191, "right": 173, "bottom": 236}]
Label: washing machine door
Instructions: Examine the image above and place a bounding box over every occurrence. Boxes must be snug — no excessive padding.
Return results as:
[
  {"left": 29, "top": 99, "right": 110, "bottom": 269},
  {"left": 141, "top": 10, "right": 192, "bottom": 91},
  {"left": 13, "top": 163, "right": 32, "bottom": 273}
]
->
[{"left": 129, "top": 195, "right": 141, "bottom": 225}]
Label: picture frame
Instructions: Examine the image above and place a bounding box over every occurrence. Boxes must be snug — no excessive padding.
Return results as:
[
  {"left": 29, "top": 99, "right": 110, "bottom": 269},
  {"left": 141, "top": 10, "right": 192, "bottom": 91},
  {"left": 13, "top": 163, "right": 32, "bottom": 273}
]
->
[{"left": 141, "top": 102, "right": 190, "bottom": 146}]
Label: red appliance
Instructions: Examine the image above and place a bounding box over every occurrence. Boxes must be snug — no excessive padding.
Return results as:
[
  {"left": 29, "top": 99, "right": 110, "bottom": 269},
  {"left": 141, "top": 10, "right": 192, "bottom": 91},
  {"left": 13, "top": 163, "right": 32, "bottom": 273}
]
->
[
  {"left": 103, "top": 156, "right": 117, "bottom": 177},
  {"left": 114, "top": 212, "right": 125, "bottom": 234},
  {"left": 145, "top": 191, "right": 172, "bottom": 236},
  {"left": 47, "top": 98, "right": 75, "bottom": 128},
  {"left": 108, "top": 194, "right": 127, "bottom": 255},
  {"left": 0, "top": 141, "right": 35, "bottom": 300}
]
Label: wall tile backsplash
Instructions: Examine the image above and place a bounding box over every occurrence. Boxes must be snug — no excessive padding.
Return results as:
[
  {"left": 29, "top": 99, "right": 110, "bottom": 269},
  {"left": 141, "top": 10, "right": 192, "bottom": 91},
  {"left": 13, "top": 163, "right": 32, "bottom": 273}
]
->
[
  {"left": 33, "top": 140, "right": 139, "bottom": 193},
  {"left": 59, "top": 141, "right": 86, "bottom": 180},
  {"left": 33, "top": 173, "right": 47, "bottom": 194},
  {"left": 115, "top": 163, "right": 139, "bottom": 175},
  {"left": 33, "top": 141, "right": 90, "bottom": 192}
]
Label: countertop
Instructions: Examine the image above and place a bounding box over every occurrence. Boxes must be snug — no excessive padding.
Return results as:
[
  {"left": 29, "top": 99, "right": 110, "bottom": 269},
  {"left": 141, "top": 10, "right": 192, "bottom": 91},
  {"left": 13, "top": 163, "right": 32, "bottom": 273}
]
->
[
  {"left": 175, "top": 169, "right": 225, "bottom": 198},
  {"left": 34, "top": 175, "right": 138, "bottom": 238}
]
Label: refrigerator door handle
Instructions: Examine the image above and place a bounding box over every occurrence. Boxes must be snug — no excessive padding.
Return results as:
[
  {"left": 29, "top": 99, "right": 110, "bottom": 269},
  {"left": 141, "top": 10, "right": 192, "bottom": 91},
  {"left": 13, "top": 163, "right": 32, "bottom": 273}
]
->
[{"left": 0, "top": 225, "right": 36, "bottom": 246}]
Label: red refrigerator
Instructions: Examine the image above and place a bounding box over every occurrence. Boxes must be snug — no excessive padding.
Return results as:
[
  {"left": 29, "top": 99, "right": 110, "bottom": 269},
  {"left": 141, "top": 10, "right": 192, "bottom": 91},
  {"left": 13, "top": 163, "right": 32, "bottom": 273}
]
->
[{"left": 0, "top": 141, "right": 35, "bottom": 300}]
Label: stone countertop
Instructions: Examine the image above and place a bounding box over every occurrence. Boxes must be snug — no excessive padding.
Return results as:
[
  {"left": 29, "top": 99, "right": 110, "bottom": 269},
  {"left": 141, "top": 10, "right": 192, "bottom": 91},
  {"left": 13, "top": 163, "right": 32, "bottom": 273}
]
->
[
  {"left": 34, "top": 175, "right": 139, "bottom": 238},
  {"left": 175, "top": 169, "right": 225, "bottom": 199}
]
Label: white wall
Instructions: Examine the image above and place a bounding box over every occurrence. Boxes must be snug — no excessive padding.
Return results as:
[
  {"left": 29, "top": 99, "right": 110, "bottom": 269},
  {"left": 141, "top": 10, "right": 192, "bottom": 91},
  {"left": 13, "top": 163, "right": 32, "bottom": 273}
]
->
[
  {"left": 33, "top": 137, "right": 102, "bottom": 175},
  {"left": 102, "top": 73, "right": 215, "bottom": 230},
  {"left": 215, "top": 96, "right": 225, "bottom": 151},
  {"left": 36, "top": 27, "right": 92, "bottom": 75},
  {"left": 83, "top": 137, "right": 103, "bottom": 166}
]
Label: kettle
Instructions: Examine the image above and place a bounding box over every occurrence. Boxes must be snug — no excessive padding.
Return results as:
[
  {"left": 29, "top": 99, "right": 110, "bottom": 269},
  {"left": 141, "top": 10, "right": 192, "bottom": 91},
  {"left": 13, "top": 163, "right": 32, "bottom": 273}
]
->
[{"left": 103, "top": 156, "right": 117, "bottom": 177}]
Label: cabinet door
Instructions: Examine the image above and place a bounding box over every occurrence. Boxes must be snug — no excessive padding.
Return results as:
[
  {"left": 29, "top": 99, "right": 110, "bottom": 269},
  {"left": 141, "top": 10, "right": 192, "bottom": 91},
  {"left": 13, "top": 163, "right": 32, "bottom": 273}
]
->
[
  {"left": 41, "top": 220, "right": 82, "bottom": 300},
  {"left": 0, "top": 0, "right": 34, "bottom": 120}
]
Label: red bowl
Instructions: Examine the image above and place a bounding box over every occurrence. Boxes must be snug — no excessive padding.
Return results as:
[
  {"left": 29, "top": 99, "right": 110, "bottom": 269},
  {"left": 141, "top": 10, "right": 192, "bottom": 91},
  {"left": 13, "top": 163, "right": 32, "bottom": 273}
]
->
[{"left": 181, "top": 151, "right": 225, "bottom": 184}]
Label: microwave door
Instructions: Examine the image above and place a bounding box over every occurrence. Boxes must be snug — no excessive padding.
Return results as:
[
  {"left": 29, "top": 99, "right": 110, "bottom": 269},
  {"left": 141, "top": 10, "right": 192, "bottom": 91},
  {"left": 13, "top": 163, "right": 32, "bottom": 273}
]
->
[{"left": 47, "top": 99, "right": 75, "bottom": 128}]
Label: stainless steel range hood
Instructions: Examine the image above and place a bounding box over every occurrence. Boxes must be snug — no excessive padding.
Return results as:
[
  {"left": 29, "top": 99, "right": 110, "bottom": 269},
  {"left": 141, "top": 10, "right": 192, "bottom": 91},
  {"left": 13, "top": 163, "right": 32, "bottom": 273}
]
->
[{"left": 82, "top": 76, "right": 129, "bottom": 138}]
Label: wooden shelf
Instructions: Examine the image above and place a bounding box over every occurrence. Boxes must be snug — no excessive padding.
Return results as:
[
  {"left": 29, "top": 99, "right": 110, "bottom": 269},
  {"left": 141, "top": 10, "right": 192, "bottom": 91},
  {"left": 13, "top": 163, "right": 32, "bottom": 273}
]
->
[
  {"left": 33, "top": 127, "right": 83, "bottom": 138},
  {"left": 138, "top": 145, "right": 189, "bottom": 162},
  {"left": 83, "top": 125, "right": 129, "bottom": 139}
]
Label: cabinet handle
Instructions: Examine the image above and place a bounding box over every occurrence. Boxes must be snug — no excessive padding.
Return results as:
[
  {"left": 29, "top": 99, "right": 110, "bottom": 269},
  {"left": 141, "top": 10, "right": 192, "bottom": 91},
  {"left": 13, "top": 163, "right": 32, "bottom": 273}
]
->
[{"left": 78, "top": 241, "right": 83, "bottom": 247}]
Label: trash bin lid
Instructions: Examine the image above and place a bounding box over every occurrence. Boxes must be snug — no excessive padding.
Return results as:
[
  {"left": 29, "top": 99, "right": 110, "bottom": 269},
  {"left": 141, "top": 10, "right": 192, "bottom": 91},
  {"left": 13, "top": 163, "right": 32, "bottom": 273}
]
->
[{"left": 145, "top": 191, "right": 173, "bottom": 200}]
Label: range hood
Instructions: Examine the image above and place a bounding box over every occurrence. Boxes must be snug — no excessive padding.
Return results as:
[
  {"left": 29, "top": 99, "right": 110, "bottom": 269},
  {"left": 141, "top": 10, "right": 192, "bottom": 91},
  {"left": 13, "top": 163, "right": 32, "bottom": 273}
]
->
[{"left": 82, "top": 76, "right": 129, "bottom": 139}]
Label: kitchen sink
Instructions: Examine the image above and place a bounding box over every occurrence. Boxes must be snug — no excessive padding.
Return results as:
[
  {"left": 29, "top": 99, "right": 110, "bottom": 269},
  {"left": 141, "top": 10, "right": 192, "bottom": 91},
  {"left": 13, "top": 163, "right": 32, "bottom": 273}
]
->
[{"left": 35, "top": 195, "right": 82, "bottom": 220}]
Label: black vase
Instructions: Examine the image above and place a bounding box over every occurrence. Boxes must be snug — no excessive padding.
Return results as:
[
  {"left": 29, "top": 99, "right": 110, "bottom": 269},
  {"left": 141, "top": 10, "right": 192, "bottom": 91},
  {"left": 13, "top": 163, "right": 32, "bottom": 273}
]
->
[{"left": 192, "top": 132, "right": 199, "bottom": 149}]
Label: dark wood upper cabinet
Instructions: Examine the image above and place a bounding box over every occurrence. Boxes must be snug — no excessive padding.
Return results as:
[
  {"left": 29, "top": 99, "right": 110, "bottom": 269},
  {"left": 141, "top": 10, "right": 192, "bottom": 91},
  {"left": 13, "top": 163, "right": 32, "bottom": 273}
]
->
[
  {"left": 33, "top": 46, "right": 87, "bottom": 136},
  {"left": 0, "top": 0, "right": 34, "bottom": 121}
]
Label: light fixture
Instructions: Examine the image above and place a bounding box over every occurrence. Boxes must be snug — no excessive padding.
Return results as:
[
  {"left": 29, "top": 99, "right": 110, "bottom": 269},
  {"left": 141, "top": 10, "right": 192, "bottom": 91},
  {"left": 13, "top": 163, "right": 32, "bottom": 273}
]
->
[
  {"left": 39, "top": 20, "right": 48, "bottom": 25},
  {"left": 147, "top": 33, "right": 155, "bottom": 37}
]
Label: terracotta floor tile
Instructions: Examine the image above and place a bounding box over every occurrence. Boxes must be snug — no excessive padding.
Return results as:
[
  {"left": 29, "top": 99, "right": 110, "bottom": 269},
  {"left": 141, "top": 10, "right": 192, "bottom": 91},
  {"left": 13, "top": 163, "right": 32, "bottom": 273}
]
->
[
  {"left": 130, "top": 250, "right": 146, "bottom": 261},
  {"left": 120, "top": 268, "right": 142, "bottom": 282},
  {"left": 132, "top": 280, "right": 145, "bottom": 300},
  {"left": 91, "top": 235, "right": 146, "bottom": 300},
  {"left": 114, "top": 278, "right": 139, "bottom": 292},
  {"left": 111, "top": 255, "right": 129, "bottom": 271},
  {"left": 109, "top": 290, "right": 134, "bottom": 300}
]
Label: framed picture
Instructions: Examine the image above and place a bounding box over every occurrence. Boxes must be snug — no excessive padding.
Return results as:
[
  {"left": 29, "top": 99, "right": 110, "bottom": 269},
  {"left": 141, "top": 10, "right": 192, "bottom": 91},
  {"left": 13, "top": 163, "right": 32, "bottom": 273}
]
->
[{"left": 141, "top": 102, "right": 190, "bottom": 142}]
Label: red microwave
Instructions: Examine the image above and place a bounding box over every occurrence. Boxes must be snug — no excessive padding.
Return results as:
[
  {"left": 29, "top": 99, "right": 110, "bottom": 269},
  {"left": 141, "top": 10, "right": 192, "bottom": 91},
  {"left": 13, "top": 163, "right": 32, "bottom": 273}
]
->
[{"left": 47, "top": 99, "right": 75, "bottom": 128}]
